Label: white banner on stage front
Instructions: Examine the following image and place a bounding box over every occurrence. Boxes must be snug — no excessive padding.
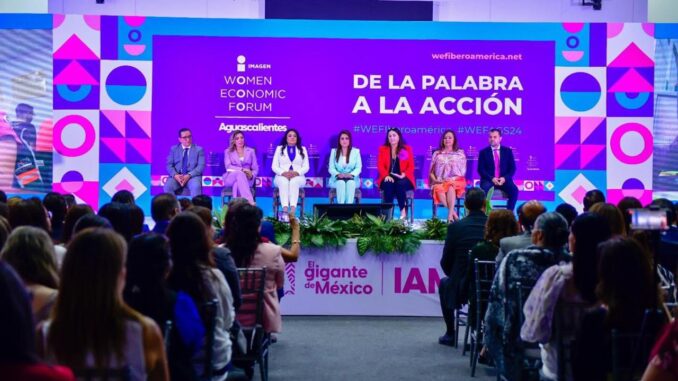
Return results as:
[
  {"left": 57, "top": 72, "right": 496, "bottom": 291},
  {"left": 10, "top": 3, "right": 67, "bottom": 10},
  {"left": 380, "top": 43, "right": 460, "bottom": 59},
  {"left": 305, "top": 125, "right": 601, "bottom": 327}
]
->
[{"left": 281, "top": 240, "right": 445, "bottom": 317}]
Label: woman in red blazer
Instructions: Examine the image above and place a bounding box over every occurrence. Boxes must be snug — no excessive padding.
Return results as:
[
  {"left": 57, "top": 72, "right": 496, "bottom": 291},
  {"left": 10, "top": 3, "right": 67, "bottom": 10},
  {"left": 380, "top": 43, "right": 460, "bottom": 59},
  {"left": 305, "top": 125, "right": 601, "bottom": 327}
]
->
[{"left": 377, "top": 128, "right": 415, "bottom": 220}]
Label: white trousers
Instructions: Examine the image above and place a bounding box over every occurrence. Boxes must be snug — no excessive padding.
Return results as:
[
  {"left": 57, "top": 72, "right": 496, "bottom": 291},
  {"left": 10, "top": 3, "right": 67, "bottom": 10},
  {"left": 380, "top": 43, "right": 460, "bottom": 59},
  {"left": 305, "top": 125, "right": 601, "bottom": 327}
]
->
[{"left": 274, "top": 175, "right": 305, "bottom": 207}]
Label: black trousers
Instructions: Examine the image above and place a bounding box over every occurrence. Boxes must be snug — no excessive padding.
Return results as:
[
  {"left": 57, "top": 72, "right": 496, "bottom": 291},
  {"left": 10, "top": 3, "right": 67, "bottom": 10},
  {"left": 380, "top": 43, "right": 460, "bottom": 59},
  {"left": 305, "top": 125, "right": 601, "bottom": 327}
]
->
[{"left": 380, "top": 178, "right": 413, "bottom": 210}]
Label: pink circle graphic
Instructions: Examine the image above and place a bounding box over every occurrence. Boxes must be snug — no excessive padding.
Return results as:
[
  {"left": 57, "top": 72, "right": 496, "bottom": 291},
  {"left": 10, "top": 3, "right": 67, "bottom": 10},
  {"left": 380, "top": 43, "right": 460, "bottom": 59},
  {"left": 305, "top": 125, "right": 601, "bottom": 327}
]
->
[
  {"left": 562, "top": 23, "right": 584, "bottom": 33},
  {"left": 610, "top": 123, "right": 653, "bottom": 165},
  {"left": 53, "top": 115, "right": 96, "bottom": 157}
]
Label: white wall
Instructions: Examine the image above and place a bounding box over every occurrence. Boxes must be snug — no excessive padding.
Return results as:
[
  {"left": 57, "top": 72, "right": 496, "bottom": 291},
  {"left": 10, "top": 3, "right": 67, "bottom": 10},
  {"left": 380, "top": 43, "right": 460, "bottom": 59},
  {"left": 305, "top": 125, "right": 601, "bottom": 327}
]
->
[
  {"left": 648, "top": 0, "right": 678, "bottom": 22},
  {"left": 0, "top": 0, "right": 48, "bottom": 13}
]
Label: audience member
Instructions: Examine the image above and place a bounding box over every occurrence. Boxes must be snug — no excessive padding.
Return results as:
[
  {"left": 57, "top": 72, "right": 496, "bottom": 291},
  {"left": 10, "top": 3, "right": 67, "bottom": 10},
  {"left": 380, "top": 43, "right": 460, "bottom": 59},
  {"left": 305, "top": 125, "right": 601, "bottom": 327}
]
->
[
  {"left": 9, "top": 198, "right": 66, "bottom": 266},
  {"left": 0, "top": 216, "right": 10, "bottom": 250},
  {"left": 38, "top": 228, "right": 169, "bottom": 381},
  {"left": 227, "top": 204, "right": 285, "bottom": 334},
  {"left": 521, "top": 213, "right": 611, "bottom": 380},
  {"left": 0, "top": 189, "right": 6, "bottom": 203},
  {"left": 191, "top": 195, "right": 213, "bottom": 211},
  {"left": 496, "top": 200, "right": 546, "bottom": 264},
  {"left": 62, "top": 194, "right": 76, "bottom": 210},
  {"left": 151, "top": 194, "right": 179, "bottom": 235},
  {"left": 8, "top": 198, "right": 50, "bottom": 231},
  {"left": 484, "top": 212, "right": 569, "bottom": 380},
  {"left": 98, "top": 202, "right": 137, "bottom": 242},
  {"left": 438, "top": 187, "right": 488, "bottom": 346},
  {"left": 555, "top": 202, "right": 578, "bottom": 228},
  {"left": 1, "top": 226, "right": 60, "bottom": 325},
  {"left": 572, "top": 237, "right": 658, "bottom": 381},
  {"left": 589, "top": 202, "right": 627, "bottom": 236},
  {"left": 167, "top": 212, "right": 234, "bottom": 380},
  {"left": 60, "top": 205, "right": 93, "bottom": 244},
  {"left": 0, "top": 201, "right": 8, "bottom": 219},
  {"left": 224, "top": 198, "right": 299, "bottom": 262},
  {"left": 123, "top": 233, "right": 205, "bottom": 381},
  {"left": 583, "top": 189, "right": 605, "bottom": 212},
  {"left": 187, "top": 205, "right": 242, "bottom": 311},
  {"left": 467, "top": 209, "right": 518, "bottom": 330},
  {"left": 179, "top": 198, "right": 192, "bottom": 211},
  {"left": 43, "top": 192, "right": 67, "bottom": 243},
  {"left": 72, "top": 214, "right": 112, "bottom": 235},
  {"left": 617, "top": 196, "right": 642, "bottom": 235},
  {"left": 0, "top": 261, "right": 75, "bottom": 381},
  {"left": 111, "top": 190, "right": 136, "bottom": 205},
  {"left": 642, "top": 303, "right": 678, "bottom": 381}
]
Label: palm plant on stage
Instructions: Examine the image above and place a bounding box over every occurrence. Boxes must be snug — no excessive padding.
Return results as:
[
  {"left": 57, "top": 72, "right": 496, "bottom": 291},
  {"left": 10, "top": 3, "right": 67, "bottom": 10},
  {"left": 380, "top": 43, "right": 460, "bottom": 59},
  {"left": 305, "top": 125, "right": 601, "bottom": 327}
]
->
[
  {"left": 356, "top": 214, "right": 420, "bottom": 256},
  {"left": 299, "top": 214, "right": 348, "bottom": 248},
  {"left": 416, "top": 218, "right": 448, "bottom": 241},
  {"left": 265, "top": 216, "right": 292, "bottom": 246}
]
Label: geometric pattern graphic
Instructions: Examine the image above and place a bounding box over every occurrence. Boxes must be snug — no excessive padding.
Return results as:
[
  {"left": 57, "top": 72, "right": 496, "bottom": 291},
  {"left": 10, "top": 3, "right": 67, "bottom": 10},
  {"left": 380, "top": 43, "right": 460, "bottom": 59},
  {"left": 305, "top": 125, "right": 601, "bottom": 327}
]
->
[
  {"left": 555, "top": 67, "right": 606, "bottom": 116},
  {"left": 555, "top": 170, "right": 606, "bottom": 213},
  {"left": 555, "top": 117, "right": 606, "bottom": 170},
  {"left": 606, "top": 117, "right": 654, "bottom": 205},
  {"left": 100, "top": 60, "right": 152, "bottom": 111},
  {"left": 101, "top": 16, "right": 152, "bottom": 61},
  {"left": 607, "top": 24, "right": 655, "bottom": 118},
  {"left": 100, "top": 163, "right": 151, "bottom": 215},
  {"left": 99, "top": 110, "right": 151, "bottom": 163},
  {"left": 53, "top": 15, "right": 101, "bottom": 110},
  {"left": 52, "top": 109, "right": 100, "bottom": 182}
]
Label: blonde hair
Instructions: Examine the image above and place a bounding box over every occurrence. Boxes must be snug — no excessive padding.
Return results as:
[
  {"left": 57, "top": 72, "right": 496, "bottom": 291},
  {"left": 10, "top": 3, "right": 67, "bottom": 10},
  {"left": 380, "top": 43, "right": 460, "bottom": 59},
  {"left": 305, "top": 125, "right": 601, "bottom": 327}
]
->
[
  {"left": 228, "top": 130, "right": 244, "bottom": 152},
  {"left": 1, "top": 226, "right": 58, "bottom": 289}
]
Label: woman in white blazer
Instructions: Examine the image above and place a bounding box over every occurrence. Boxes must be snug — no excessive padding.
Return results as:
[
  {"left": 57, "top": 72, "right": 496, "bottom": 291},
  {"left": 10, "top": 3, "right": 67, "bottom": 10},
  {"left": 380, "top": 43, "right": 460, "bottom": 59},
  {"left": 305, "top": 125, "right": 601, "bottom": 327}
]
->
[
  {"left": 328, "top": 130, "right": 361, "bottom": 204},
  {"left": 271, "top": 129, "right": 309, "bottom": 217}
]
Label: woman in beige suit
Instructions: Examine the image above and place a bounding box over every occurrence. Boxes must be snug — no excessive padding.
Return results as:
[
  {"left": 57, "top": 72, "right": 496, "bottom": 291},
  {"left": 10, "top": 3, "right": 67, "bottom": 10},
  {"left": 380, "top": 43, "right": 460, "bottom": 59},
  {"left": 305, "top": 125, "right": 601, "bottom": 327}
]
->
[{"left": 226, "top": 204, "right": 286, "bottom": 333}]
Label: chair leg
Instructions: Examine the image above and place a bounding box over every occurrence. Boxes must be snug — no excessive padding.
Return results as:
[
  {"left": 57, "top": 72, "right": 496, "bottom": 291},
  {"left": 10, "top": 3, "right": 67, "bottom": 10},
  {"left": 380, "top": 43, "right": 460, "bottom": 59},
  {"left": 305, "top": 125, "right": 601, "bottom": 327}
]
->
[
  {"left": 470, "top": 331, "right": 479, "bottom": 376},
  {"left": 454, "top": 309, "right": 460, "bottom": 348},
  {"left": 462, "top": 318, "right": 471, "bottom": 356}
]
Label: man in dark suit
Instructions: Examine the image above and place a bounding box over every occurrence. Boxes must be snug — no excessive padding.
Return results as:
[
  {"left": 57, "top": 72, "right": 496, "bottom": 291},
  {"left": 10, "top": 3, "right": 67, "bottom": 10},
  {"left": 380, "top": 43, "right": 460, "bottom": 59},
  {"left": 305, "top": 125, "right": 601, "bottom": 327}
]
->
[
  {"left": 477, "top": 128, "right": 518, "bottom": 211},
  {"left": 164, "top": 128, "right": 205, "bottom": 196},
  {"left": 438, "top": 187, "right": 488, "bottom": 346}
]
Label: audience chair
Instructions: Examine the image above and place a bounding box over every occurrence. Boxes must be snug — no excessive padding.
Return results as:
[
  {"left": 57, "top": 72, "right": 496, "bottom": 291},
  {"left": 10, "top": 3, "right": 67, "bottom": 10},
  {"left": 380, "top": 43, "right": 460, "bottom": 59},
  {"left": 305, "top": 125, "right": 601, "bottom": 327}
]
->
[
  {"left": 163, "top": 320, "right": 173, "bottom": 357},
  {"left": 469, "top": 259, "right": 496, "bottom": 377},
  {"left": 611, "top": 309, "right": 665, "bottom": 381},
  {"left": 554, "top": 301, "right": 590, "bottom": 381},
  {"left": 379, "top": 190, "right": 414, "bottom": 223},
  {"left": 201, "top": 299, "right": 219, "bottom": 381},
  {"left": 456, "top": 307, "right": 469, "bottom": 352},
  {"left": 512, "top": 281, "right": 542, "bottom": 381},
  {"left": 272, "top": 188, "right": 305, "bottom": 218},
  {"left": 328, "top": 188, "right": 362, "bottom": 204},
  {"left": 221, "top": 186, "right": 257, "bottom": 206},
  {"left": 233, "top": 267, "right": 270, "bottom": 381},
  {"left": 663, "top": 302, "right": 677, "bottom": 320},
  {"left": 74, "top": 367, "right": 131, "bottom": 381}
]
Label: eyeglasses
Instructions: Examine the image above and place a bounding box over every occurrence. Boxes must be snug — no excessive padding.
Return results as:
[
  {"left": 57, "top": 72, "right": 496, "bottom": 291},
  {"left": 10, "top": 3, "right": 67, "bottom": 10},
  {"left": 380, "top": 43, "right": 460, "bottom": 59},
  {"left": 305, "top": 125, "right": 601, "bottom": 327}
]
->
[{"left": 180, "top": 135, "right": 192, "bottom": 140}]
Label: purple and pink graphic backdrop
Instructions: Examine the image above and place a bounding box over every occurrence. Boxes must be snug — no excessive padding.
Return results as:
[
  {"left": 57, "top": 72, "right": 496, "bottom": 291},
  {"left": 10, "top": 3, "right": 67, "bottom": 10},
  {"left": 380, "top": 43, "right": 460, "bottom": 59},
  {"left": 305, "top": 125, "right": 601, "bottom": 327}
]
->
[
  {"left": 151, "top": 36, "right": 555, "bottom": 198},
  {"left": 33, "top": 15, "right": 668, "bottom": 213}
]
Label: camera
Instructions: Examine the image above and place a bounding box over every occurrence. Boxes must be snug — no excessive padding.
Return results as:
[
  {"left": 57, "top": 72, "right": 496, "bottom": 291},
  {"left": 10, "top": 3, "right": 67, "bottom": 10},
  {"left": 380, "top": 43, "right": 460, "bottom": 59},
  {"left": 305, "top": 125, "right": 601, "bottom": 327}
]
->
[{"left": 629, "top": 208, "right": 669, "bottom": 231}]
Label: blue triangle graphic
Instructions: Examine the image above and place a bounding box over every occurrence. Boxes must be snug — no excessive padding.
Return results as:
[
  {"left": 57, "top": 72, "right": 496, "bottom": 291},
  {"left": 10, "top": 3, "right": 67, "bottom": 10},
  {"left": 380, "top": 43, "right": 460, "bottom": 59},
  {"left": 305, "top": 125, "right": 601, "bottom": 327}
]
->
[
  {"left": 125, "top": 140, "right": 148, "bottom": 164},
  {"left": 582, "top": 120, "right": 606, "bottom": 145}
]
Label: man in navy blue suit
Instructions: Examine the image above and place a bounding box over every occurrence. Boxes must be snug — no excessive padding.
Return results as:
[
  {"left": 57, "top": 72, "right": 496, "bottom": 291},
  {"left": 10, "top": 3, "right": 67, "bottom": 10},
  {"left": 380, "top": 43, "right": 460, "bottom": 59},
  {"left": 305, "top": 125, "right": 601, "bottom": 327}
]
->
[{"left": 477, "top": 128, "right": 518, "bottom": 211}]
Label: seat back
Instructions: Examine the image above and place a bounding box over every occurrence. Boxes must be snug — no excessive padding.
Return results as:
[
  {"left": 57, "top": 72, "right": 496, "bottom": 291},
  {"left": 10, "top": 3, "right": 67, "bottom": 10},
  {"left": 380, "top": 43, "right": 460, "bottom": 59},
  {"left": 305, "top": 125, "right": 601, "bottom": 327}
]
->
[
  {"left": 163, "top": 319, "right": 173, "bottom": 356},
  {"left": 201, "top": 298, "right": 219, "bottom": 380},
  {"left": 611, "top": 309, "right": 665, "bottom": 381},
  {"left": 237, "top": 267, "right": 267, "bottom": 329},
  {"left": 513, "top": 281, "right": 542, "bottom": 381},
  {"left": 74, "top": 367, "right": 131, "bottom": 381},
  {"left": 473, "top": 259, "right": 495, "bottom": 332},
  {"left": 554, "top": 301, "right": 590, "bottom": 381}
]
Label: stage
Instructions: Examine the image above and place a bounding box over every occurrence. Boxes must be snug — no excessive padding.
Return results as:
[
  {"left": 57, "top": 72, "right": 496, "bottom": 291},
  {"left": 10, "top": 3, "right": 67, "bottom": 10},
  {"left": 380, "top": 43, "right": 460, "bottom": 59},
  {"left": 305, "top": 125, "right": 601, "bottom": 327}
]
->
[{"left": 281, "top": 239, "right": 444, "bottom": 317}]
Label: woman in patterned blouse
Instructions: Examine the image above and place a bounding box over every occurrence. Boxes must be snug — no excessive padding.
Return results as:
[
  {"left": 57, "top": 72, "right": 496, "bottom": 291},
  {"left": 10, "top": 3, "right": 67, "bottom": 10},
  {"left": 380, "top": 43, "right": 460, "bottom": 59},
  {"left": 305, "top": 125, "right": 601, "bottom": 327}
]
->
[{"left": 429, "top": 130, "right": 467, "bottom": 222}]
